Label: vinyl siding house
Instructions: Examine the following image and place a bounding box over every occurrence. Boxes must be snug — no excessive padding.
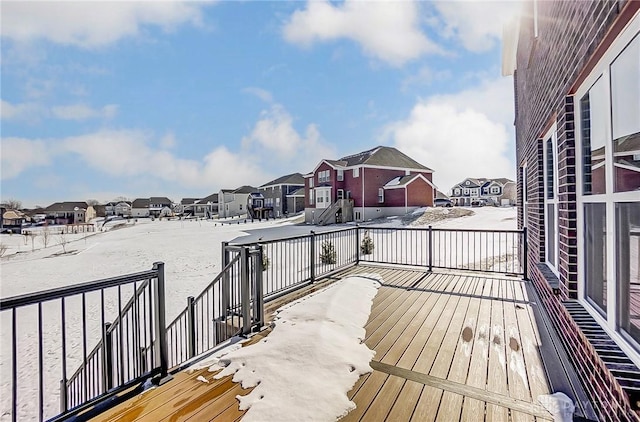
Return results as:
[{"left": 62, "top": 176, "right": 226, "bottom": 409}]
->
[
  {"left": 180, "top": 194, "right": 218, "bottom": 218},
  {"left": 105, "top": 201, "right": 132, "bottom": 217},
  {"left": 507, "top": 1, "right": 640, "bottom": 419},
  {"left": 450, "top": 178, "right": 516, "bottom": 206},
  {"left": 218, "top": 186, "right": 256, "bottom": 218},
  {"left": 285, "top": 187, "right": 305, "bottom": 214},
  {"left": 259, "top": 173, "right": 305, "bottom": 218},
  {"left": 304, "top": 146, "right": 435, "bottom": 224},
  {"left": 44, "top": 202, "right": 88, "bottom": 224},
  {"left": 131, "top": 199, "right": 150, "bottom": 218}
]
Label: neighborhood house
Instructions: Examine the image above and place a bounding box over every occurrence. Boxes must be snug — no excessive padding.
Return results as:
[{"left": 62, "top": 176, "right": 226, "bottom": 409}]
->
[
  {"left": 304, "top": 146, "right": 436, "bottom": 224},
  {"left": 449, "top": 177, "right": 516, "bottom": 206}
]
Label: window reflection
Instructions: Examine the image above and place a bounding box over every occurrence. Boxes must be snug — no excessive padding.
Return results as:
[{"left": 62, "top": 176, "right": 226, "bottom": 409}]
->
[
  {"left": 618, "top": 203, "right": 640, "bottom": 344},
  {"left": 585, "top": 203, "right": 607, "bottom": 315}
]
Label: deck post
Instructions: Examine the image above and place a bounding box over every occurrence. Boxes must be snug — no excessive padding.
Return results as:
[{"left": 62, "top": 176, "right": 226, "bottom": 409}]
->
[
  {"left": 522, "top": 227, "right": 528, "bottom": 280},
  {"left": 221, "top": 242, "right": 230, "bottom": 319},
  {"left": 254, "top": 245, "right": 265, "bottom": 331},
  {"left": 103, "top": 322, "right": 113, "bottom": 391},
  {"left": 355, "top": 225, "right": 360, "bottom": 265},
  {"left": 240, "top": 247, "right": 251, "bottom": 335},
  {"left": 428, "top": 225, "right": 433, "bottom": 272},
  {"left": 186, "top": 296, "right": 196, "bottom": 359},
  {"left": 59, "top": 379, "right": 67, "bottom": 413},
  {"left": 152, "top": 262, "right": 172, "bottom": 385},
  {"left": 310, "top": 231, "right": 316, "bottom": 283}
]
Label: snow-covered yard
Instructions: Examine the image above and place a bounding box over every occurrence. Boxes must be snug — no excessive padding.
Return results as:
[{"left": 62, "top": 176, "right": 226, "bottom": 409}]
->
[{"left": 0, "top": 206, "right": 517, "bottom": 421}]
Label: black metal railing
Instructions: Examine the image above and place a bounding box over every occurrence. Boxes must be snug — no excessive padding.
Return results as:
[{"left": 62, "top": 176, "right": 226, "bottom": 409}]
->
[
  {"left": 165, "top": 245, "right": 265, "bottom": 368},
  {"left": 0, "top": 225, "right": 527, "bottom": 421},
  {"left": 359, "top": 226, "right": 525, "bottom": 275},
  {"left": 0, "top": 263, "right": 169, "bottom": 422}
]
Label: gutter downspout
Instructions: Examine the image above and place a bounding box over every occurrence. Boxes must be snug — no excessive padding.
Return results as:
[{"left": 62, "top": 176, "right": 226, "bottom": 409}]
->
[{"left": 405, "top": 186, "right": 408, "bottom": 214}]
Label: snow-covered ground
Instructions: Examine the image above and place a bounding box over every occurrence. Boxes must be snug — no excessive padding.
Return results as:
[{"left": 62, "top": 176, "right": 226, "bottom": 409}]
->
[{"left": 0, "top": 206, "right": 516, "bottom": 421}]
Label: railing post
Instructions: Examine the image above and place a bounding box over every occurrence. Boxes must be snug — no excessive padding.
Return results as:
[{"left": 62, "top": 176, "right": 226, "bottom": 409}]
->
[
  {"left": 187, "top": 296, "right": 196, "bottom": 359},
  {"left": 102, "top": 322, "right": 113, "bottom": 391},
  {"left": 59, "top": 379, "right": 67, "bottom": 413},
  {"left": 428, "top": 226, "right": 433, "bottom": 272},
  {"left": 221, "top": 241, "right": 230, "bottom": 319},
  {"left": 522, "top": 227, "right": 529, "bottom": 280},
  {"left": 355, "top": 225, "right": 360, "bottom": 265},
  {"left": 253, "top": 246, "right": 265, "bottom": 331},
  {"left": 152, "top": 262, "right": 172, "bottom": 385},
  {"left": 310, "top": 231, "right": 316, "bottom": 283},
  {"left": 240, "top": 247, "right": 251, "bottom": 335}
]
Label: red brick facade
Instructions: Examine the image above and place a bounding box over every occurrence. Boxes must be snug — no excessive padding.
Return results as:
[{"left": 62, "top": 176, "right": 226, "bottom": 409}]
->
[{"left": 514, "top": 1, "right": 640, "bottom": 420}]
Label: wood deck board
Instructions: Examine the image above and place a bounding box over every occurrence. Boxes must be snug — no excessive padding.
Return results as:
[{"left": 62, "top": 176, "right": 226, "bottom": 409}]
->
[{"left": 93, "top": 268, "right": 559, "bottom": 422}]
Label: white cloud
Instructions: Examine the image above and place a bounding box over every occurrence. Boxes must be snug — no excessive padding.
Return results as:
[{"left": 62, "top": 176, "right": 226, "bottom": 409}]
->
[
  {"left": 384, "top": 76, "right": 515, "bottom": 192},
  {"left": 0, "top": 137, "right": 51, "bottom": 180},
  {"left": 1, "top": 2, "right": 210, "bottom": 48},
  {"left": 0, "top": 99, "right": 42, "bottom": 121},
  {"left": 51, "top": 103, "right": 118, "bottom": 120},
  {"left": 432, "top": 1, "right": 523, "bottom": 52},
  {"left": 401, "top": 66, "right": 452, "bottom": 91},
  {"left": 241, "top": 104, "right": 336, "bottom": 171},
  {"left": 243, "top": 87, "right": 273, "bottom": 103},
  {"left": 282, "top": 0, "right": 440, "bottom": 66}
]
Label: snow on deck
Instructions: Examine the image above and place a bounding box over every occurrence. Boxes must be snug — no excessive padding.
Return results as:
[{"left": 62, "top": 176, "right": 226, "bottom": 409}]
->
[{"left": 199, "top": 275, "right": 382, "bottom": 421}]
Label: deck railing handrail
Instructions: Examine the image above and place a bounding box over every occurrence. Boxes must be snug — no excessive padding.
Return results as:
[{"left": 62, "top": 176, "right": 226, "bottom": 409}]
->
[
  {"left": 0, "top": 263, "right": 169, "bottom": 422},
  {"left": 1, "top": 224, "right": 527, "bottom": 421}
]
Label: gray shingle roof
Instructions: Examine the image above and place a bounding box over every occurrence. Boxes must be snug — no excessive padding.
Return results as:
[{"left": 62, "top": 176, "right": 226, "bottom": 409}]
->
[
  {"left": 150, "top": 197, "right": 172, "bottom": 204},
  {"left": 198, "top": 193, "right": 218, "bottom": 204},
  {"left": 45, "top": 202, "right": 88, "bottom": 212},
  {"left": 339, "top": 146, "right": 432, "bottom": 171},
  {"left": 260, "top": 173, "right": 305, "bottom": 188},
  {"left": 233, "top": 186, "right": 258, "bottom": 194},
  {"left": 131, "top": 198, "right": 150, "bottom": 208}
]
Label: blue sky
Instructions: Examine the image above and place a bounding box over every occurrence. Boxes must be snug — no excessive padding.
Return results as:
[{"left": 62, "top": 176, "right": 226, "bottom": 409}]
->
[{"left": 1, "top": 1, "right": 521, "bottom": 207}]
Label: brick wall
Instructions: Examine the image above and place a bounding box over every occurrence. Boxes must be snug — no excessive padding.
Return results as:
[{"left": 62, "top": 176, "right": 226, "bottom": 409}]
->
[{"left": 515, "top": 0, "right": 638, "bottom": 418}]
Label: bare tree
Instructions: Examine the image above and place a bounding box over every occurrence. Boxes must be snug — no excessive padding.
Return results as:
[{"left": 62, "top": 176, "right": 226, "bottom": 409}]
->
[
  {"left": 41, "top": 225, "right": 51, "bottom": 248},
  {"left": 86, "top": 199, "right": 100, "bottom": 206},
  {"left": 58, "top": 231, "right": 69, "bottom": 253},
  {"left": 4, "top": 199, "right": 22, "bottom": 210}
]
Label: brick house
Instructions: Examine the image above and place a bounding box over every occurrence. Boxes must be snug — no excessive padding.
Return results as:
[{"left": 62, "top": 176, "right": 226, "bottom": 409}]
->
[
  {"left": 450, "top": 177, "right": 516, "bottom": 206},
  {"left": 304, "top": 146, "right": 435, "bottom": 224},
  {"left": 507, "top": 1, "right": 640, "bottom": 419},
  {"left": 259, "top": 173, "right": 305, "bottom": 218}
]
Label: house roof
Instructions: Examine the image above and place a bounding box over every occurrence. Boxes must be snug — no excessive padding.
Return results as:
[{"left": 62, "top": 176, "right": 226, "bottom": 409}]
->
[
  {"left": 260, "top": 173, "right": 305, "bottom": 188},
  {"left": 232, "top": 185, "right": 257, "bottom": 194},
  {"left": 339, "top": 146, "right": 433, "bottom": 171},
  {"left": 131, "top": 198, "right": 150, "bottom": 208},
  {"left": 286, "top": 187, "right": 306, "bottom": 197},
  {"left": 3, "top": 210, "right": 26, "bottom": 220},
  {"left": 181, "top": 198, "right": 200, "bottom": 205},
  {"left": 45, "top": 202, "right": 88, "bottom": 212},
  {"left": 383, "top": 173, "right": 435, "bottom": 190},
  {"left": 198, "top": 193, "right": 218, "bottom": 204},
  {"left": 435, "top": 190, "right": 450, "bottom": 199},
  {"left": 150, "top": 197, "right": 172, "bottom": 204}
]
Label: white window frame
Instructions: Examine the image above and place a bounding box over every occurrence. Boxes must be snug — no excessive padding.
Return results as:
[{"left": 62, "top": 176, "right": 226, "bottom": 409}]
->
[
  {"left": 309, "top": 178, "right": 314, "bottom": 188},
  {"left": 309, "top": 189, "right": 314, "bottom": 205},
  {"left": 378, "top": 188, "right": 384, "bottom": 203},
  {"left": 543, "top": 124, "right": 559, "bottom": 275},
  {"left": 337, "top": 189, "right": 344, "bottom": 200},
  {"left": 337, "top": 169, "right": 344, "bottom": 181},
  {"left": 575, "top": 13, "right": 640, "bottom": 365},
  {"left": 353, "top": 168, "right": 359, "bottom": 178}
]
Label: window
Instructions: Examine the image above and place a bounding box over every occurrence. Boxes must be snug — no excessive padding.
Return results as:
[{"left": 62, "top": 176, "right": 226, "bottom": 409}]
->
[
  {"left": 318, "top": 170, "right": 331, "bottom": 183},
  {"left": 353, "top": 168, "right": 359, "bottom": 178},
  {"left": 463, "top": 188, "right": 469, "bottom": 195},
  {"left": 610, "top": 34, "right": 640, "bottom": 193},
  {"left": 378, "top": 188, "right": 384, "bottom": 203},
  {"left": 491, "top": 186, "right": 500, "bottom": 194},
  {"left": 309, "top": 178, "right": 314, "bottom": 188},
  {"left": 575, "top": 15, "right": 640, "bottom": 351},
  {"left": 337, "top": 169, "right": 344, "bottom": 181},
  {"left": 309, "top": 190, "right": 314, "bottom": 205},
  {"left": 276, "top": 198, "right": 280, "bottom": 206},
  {"left": 239, "top": 204, "right": 243, "bottom": 211},
  {"left": 617, "top": 203, "right": 640, "bottom": 343},
  {"left": 585, "top": 203, "right": 607, "bottom": 315},
  {"left": 544, "top": 127, "right": 559, "bottom": 272},
  {"left": 454, "top": 188, "right": 460, "bottom": 195},
  {"left": 338, "top": 189, "right": 344, "bottom": 200}
]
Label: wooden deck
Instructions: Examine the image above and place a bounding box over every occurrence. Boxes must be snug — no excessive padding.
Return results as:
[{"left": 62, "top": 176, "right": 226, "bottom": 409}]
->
[{"left": 91, "top": 265, "right": 572, "bottom": 422}]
